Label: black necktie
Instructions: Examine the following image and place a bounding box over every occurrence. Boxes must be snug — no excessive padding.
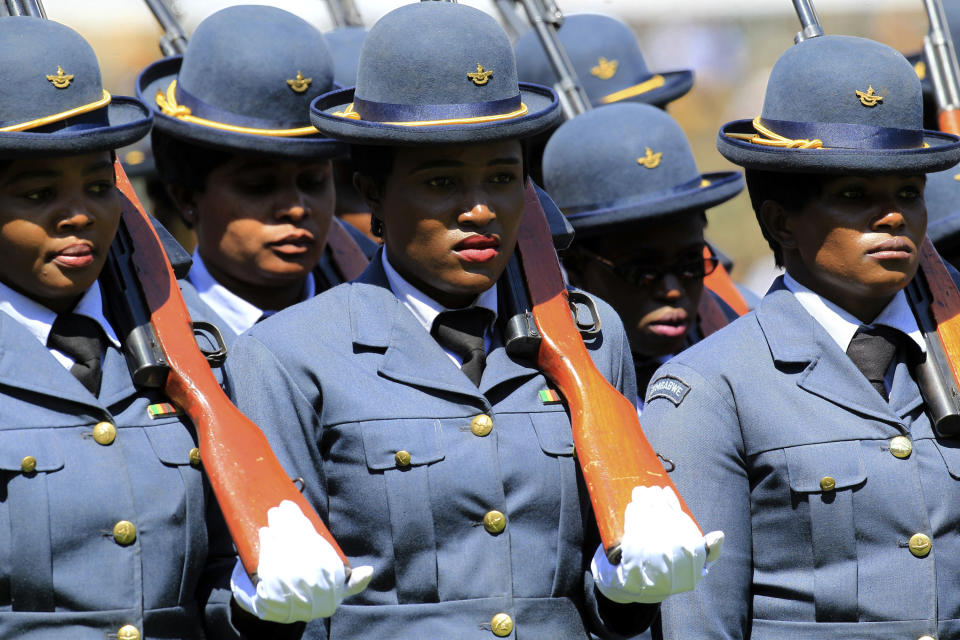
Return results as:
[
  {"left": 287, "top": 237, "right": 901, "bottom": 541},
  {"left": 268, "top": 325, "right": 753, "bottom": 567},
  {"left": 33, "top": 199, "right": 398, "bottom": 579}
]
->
[
  {"left": 431, "top": 308, "right": 493, "bottom": 386},
  {"left": 846, "top": 325, "right": 902, "bottom": 401},
  {"left": 47, "top": 313, "right": 105, "bottom": 396}
]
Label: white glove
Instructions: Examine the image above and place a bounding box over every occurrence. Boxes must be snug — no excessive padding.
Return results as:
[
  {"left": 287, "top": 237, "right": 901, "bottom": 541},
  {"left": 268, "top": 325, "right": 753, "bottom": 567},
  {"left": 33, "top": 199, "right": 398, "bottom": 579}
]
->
[
  {"left": 591, "top": 485, "right": 724, "bottom": 604},
  {"left": 230, "top": 500, "right": 374, "bottom": 622}
]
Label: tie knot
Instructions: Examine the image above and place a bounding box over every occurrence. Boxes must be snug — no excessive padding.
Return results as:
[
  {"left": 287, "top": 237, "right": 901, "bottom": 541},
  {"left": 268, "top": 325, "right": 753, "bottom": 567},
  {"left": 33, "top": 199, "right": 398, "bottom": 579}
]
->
[
  {"left": 431, "top": 307, "right": 494, "bottom": 387},
  {"left": 47, "top": 313, "right": 105, "bottom": 395},
  {"left": 846, "top": 324, "right": 904, "bottom": 400}
]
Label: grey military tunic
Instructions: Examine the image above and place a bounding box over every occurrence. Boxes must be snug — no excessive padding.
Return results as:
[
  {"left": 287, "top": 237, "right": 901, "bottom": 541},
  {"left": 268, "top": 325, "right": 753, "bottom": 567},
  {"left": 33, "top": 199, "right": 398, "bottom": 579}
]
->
[
  {"left": 0, "top": 281, "right": 239, "bottom": 640},
  {"left": 224, "top": 256, "right": 656, "bottom": 640},
  {"left": 642, "top": 278, "right": 960, "bottom": 640}
]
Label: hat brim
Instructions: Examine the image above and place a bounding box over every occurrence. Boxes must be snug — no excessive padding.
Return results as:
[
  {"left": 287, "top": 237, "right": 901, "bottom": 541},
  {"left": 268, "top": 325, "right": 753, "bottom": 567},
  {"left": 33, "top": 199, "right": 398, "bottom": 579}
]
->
[
  {"left": 0, "top": 96, "right": 152, "bottom": 158},
  {"left": 563, "top": 170, "right": 744, "bottom": 238},
  {"left": 138, "top": 56, "right": 345, "bottom": 159},
  {"left": 596, "top": 69, "right": 694, "bottom": 108},
  {"left": 309, "top": 83, "right": 562, "bottom": 145},
  {"left": 716, "top": 119, "right": 960, "bottom": 174}
]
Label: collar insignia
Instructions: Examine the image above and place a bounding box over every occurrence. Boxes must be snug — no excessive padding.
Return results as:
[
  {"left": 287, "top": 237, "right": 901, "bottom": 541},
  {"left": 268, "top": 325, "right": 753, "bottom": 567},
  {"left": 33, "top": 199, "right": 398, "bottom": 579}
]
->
[
  {"left": 467, "top": 64, "right": 493, "bottom": 86},
  {"left": 637, "top": 147, "right": 662, "bottom": 169},
  {"left": 46, "top": 66, "right": 74, "bottom": 89},
  {"left": 591, "top": 57, "right": 619, "bottom": 80},
  {"left": 856, "top": 85, "right": 883, "bottom": 107},
  {"left": 286, "top": 71, "right": 312, "bottom": 94}
]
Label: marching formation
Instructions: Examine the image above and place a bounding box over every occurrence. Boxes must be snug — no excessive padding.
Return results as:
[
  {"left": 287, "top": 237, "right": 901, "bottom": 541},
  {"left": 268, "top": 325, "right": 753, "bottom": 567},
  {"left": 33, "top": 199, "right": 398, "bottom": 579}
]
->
[{"left": 1, "top": 0, "right": 960, "bottom": 639}]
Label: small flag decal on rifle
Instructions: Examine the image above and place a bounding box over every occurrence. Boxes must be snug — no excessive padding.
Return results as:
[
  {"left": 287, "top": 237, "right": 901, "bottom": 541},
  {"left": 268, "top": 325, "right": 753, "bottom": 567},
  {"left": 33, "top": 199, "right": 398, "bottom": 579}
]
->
[
  {"left": 539, "top": 389, "right": 562, "bottom": 404},
  {"left": 148, "top": 402, "right": 181, "bottom": 418}
]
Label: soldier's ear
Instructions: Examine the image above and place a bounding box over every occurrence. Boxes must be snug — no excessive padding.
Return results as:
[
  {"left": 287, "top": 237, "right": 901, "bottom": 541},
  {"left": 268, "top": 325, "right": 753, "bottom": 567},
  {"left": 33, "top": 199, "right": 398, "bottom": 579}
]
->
[
  {"left": 758, "top": 199, "right": 798, "bottom": 252},
  {"left": 353, "top": 172, "right": 382, "bottom": 213},
  {"left": 166, "top": 184, "right": 199, "bottom": 228}
]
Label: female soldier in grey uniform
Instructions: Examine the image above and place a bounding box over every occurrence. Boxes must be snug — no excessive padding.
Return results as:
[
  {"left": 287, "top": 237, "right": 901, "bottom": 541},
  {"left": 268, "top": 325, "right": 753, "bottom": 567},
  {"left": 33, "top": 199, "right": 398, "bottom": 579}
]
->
[
  {"left": 224, "top": 3, "right": 720, "bottom": 639},
  {"left": 642, "top": 34, "right": 960, "bottom": 639},
  {"left": 0, "top": 15, "right": 346, "bottom": 638}
]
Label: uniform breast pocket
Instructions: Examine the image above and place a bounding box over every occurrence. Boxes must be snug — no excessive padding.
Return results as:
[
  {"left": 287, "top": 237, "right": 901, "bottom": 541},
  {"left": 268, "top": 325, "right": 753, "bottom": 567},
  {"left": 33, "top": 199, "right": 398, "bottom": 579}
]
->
[
  {"left": 359, "top": 419, "right": 445, "bottom": 603},
  {"left": 785, "top": 440, "right": 867, "bottom": 622},
  {"left": 0, "top": 430, "right": 65, "bottom": 611}
]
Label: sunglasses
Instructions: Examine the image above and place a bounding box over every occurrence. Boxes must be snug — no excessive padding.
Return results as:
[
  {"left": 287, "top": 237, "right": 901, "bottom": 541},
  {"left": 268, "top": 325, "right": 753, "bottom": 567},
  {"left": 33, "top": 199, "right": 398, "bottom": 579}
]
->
[{"left": 577, "top": 247, "right": 719, "bottom": 288}]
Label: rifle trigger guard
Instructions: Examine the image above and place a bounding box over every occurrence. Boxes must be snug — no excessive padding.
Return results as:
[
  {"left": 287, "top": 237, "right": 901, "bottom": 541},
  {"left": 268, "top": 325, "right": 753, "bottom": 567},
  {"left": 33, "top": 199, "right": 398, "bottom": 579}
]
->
[
  {"left": 568, "top": 291, "right": 602, "bottom": 336},
  {"left": 192, "top": 321, "right": 228, "bottom": 367}
]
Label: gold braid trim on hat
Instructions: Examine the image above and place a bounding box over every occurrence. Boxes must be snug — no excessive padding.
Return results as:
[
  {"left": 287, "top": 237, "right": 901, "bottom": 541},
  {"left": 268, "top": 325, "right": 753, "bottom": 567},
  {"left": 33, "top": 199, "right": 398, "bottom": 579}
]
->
[
  {"left": 0, "top": 90, "right": 112, "bottom": 133},
  {"left": 599, "top": 74, "right": 666, "bottom": 104},
  {"left": 156, "top": 80, "right": 317, "bottom": 137},
  {"left": 331, "top": 101, "right": 530, "bottom": 126},
  {"left": 725, "top": 116, "right": 824, "bottom": 149}
]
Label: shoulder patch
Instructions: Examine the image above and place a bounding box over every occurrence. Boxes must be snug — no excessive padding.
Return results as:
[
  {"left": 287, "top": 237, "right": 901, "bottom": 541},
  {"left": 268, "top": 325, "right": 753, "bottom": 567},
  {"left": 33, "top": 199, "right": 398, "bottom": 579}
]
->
[{"left": 646, "top": 375, "right": 691, "bottom": 406}]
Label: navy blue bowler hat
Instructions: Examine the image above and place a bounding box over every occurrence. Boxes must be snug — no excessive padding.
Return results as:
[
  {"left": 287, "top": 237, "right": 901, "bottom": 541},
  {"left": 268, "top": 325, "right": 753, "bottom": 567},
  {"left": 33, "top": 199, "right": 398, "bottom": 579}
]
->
[
  {"left": 717, "top": 35, "right": 960, "bottom": 174},
  {"left": 325, "top": 26, "right": 368, "bottom": 89},
  {"left": 514, "top": 14, "right": 693, "bottom": 109},
  {"left": 0, "top": 17, "right": 151, "bottom": 157},
  {"left": 137, "top": 5, "right": 343, "bottom": 159},
  {"left": 310, "top": 2, "right": 561, "bottom": 145},
  {"left": 542, "top": 103, "right": 743, "bottom": 238},
  {"left": 923, "top": 166, "right": 960, "bottom": 252}
]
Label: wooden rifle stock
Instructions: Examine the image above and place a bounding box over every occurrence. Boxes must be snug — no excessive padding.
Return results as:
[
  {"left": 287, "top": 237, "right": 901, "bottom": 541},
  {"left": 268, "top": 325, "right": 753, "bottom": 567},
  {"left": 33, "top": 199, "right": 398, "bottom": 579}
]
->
[
  {"left": 113, "top": 161, "right": 349, "bottom": 576},
  {"left": 515, "top": 181, "right": 701, "bottom": 561},
  {"left": 702, "top": 246, "right": 750, "bottom": 318}
]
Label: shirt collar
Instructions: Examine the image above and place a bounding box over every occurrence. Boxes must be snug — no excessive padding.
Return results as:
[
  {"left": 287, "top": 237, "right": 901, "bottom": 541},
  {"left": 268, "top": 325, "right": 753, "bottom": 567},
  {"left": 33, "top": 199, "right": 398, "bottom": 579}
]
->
[
  {"left": 381, "top": 250, "right": 498, "bottom": 335},
  {"left": 0, "top": 279, "right": 120, "bottom": 349},
  {"left": 783, "top": 272, "right": 925, "bottom": 353},
  {"left": 188, "top": 250, "right": 315, "bottom": 336}
]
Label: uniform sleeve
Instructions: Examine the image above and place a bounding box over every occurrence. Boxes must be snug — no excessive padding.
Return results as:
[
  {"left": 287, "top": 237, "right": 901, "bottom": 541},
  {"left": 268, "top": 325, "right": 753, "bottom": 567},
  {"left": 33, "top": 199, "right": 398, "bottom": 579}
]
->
[
  {"left": 640, "top": 361, "right": 752, "bottom": 640},
  {"left": 219, "top": 333, "right": 331, "bottom": 640}
]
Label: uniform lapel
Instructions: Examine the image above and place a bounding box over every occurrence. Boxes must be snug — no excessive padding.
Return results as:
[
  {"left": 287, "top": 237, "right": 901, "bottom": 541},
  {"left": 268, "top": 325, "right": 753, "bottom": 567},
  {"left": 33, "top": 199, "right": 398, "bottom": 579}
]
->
[
  {"left": 758, "top": 281, "right": 900, "bottom": 425},
  {"left": 0, "top": 311, "right": 104, "bottom": 410},
  {"left": 350, "top": 258, "right": 486, "bottom": 402},
  {"left": 478, "top": 331, "right": 540, "bottom": 396},
  {"left": 97, "top": 344, "right": 137, "bottom": 408}
]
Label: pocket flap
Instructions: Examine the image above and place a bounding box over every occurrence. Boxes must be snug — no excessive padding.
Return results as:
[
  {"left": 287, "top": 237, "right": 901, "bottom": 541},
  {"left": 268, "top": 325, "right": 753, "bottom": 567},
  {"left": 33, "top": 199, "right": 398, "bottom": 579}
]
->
[
  {"left": 786, "top": 441, "right": 866, "bottom": 493},
  {"left": 0, "top": 430, "right": 64, "bottom": 472},
  {"left": 361, "top": 419, "right": 444, "bottom": 470},
  {"left": 530, "top": 412, "right": 575, "bottom": 456},
  {"left": 145, "top": 420, "right": 198, "bottom": 466}
]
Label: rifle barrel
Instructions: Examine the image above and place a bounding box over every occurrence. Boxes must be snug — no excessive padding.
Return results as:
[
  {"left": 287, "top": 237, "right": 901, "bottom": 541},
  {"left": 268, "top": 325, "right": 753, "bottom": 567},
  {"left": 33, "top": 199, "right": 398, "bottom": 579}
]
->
[
  {"left": 143, "top": 0, "right": 188, "bottom": 56},
  {"left": 792, "top": 0, "right": 823, "bottom": 42},
  {"left": 924, "top": 0, "right": 960, "bottom": 112},
  {"left": 326, "top": 0, "right": 363, "bottom": 28},
  {"left": 515, "top": 0, "right": 590, "bottom": 119}
]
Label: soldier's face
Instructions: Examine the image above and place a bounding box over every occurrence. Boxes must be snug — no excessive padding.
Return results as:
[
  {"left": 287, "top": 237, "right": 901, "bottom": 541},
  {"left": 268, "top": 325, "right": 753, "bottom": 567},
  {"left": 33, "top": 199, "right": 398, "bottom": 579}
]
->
[
  {"left": 569, "top": 215, "right": 707, "bottom": 358},
  {"left": 372, "top": 140, "right": 525, "bottom": 308},
  {"left": 191, "top": 156, "right": 334, "bottom": 293},
  {"left": 0, "top": 152, "right": 120, "bottom": 313},
  {"left": 784, "top": 173, "right": 926, "bottom": 321}
]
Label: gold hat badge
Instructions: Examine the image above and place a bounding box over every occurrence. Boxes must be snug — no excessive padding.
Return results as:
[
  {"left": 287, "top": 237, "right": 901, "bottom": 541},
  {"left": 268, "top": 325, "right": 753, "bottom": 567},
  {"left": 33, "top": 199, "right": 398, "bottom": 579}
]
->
[
  {"left": 287, "top": 71, "right": 312, "bottom": 94},
  {"left": 637, "top": 147, "right": 662, "bottom": 169},
  {"left": 856, "top": 85, "right": 883, "bottom": 107},
  {"left": 591, "top": 57, "right": 618, "bottom": 80},
  {"left": 46, "top": 66, "right": 74, "bottom": 89},
  {"left": 467, "top": 64, "right": 493, "bottom": 86}
]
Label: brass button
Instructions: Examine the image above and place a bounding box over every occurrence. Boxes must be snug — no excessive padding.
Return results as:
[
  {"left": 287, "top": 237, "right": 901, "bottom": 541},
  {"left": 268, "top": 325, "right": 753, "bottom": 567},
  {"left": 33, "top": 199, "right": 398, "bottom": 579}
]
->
[
  {"left": 20, "top": 456, "right": 37, "bottom": 474},
  {"left": 188, "top": 448, "right": 201, "bottom": 467},
  {"left": 117, "top": 624, "right": 141, "bottom": 640},
  {"left": 113, "top": 520, "right": 137, "bottom": 546},
  {"left": 909, "top": 533, "right": 932, "bottom": 558},
  {"left": 471, "top": 414, "right": 494, "bottom": 437},
  {"left": 918, "top": 636, "right": 935, "bottom": 640},
  {"left": 395, "top": 450, "right": 411, "bottom": 468},
  {"left": 819, "top": 476, "right": 836, "bottom": 492},
  {"left": 890, "top": 436, "right": 913, "bottom": 459},
  {"left": 93, "top": 421, "right": 116, "bottom": 445},
  {"left": 491, "top": 612, "right": 513, "bottom": 637},
  {"left": 483, "top": 510, "right": 506, "bottom": 535}
]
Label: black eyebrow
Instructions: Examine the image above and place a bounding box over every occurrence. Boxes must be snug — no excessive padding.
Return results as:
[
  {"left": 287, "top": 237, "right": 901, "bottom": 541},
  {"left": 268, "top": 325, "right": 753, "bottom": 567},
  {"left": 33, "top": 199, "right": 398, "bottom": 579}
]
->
[
  {"left": 408, "top": 156, "right": 522, "bottom": 175},
  {"left": 83, "top": 160, "right": 115, "bottom": 175},
  {"left": 2, "top": 160, "right": 115, "bottom": 186}
]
